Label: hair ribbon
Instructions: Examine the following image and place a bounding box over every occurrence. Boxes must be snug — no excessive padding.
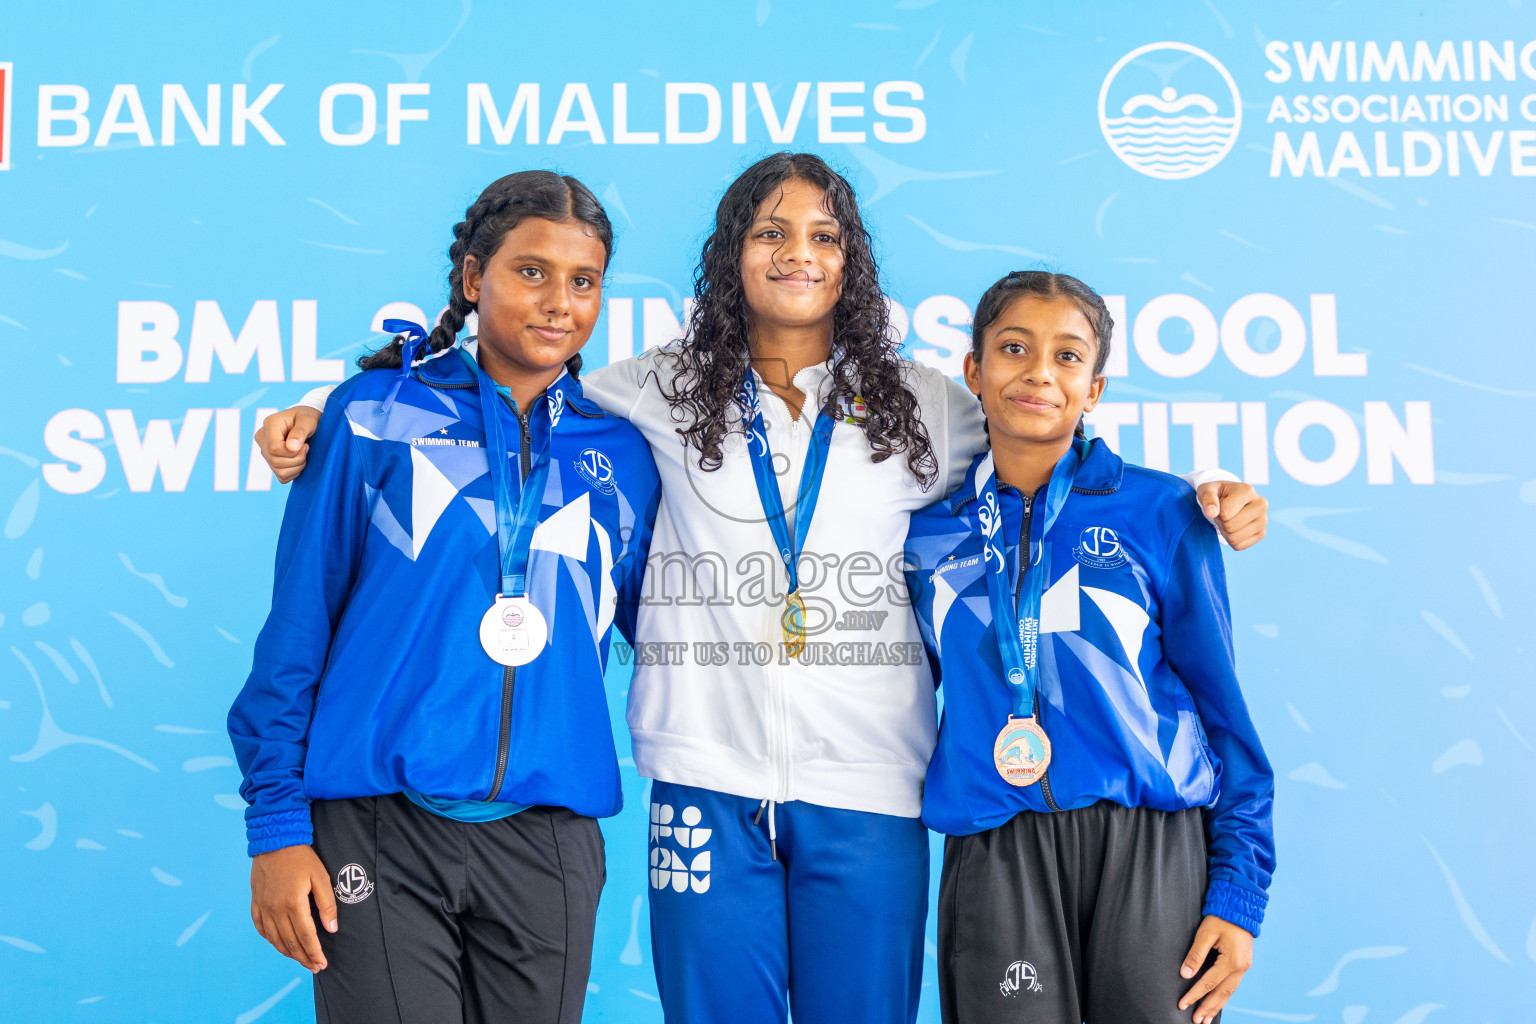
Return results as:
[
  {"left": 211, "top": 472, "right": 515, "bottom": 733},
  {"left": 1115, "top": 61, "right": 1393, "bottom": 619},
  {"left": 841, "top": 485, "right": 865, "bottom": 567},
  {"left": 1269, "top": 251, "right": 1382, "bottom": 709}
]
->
[{"left": 380, "top": 318, "right": 429, "bottom": 413}]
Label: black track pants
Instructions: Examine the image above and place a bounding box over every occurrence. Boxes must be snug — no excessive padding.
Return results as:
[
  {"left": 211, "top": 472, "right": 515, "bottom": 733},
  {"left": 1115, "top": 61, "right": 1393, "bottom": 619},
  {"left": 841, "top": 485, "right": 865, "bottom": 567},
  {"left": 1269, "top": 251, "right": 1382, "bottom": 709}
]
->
[
  {"left": 938, "top": 801, "right": 1216, "bottom": 1024},
  {"left": 308, "top": 794, "right": 605, "bottom": 1024}
]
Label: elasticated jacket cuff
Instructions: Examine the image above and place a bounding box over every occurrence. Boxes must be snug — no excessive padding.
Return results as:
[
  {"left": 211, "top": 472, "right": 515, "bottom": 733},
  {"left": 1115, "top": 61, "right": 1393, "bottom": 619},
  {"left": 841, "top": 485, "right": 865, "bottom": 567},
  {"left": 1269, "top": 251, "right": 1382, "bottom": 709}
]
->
[
  {"left": 246, "top": 808, "right": 313, "bottom": 857},
  {"left": 1203, "top": 877, "right": 1267, "bottom": 936}
]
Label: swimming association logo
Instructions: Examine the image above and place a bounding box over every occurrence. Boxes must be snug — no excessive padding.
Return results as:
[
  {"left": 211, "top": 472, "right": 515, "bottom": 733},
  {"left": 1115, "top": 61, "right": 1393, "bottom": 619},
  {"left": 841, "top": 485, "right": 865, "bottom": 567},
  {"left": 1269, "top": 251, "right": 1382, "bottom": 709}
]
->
[
  {"left": 1098, "top": 42, "right": 1241, "bottom": 180},
  {"left": 0, "top": 62, "right": 12, "bottom": 171}
]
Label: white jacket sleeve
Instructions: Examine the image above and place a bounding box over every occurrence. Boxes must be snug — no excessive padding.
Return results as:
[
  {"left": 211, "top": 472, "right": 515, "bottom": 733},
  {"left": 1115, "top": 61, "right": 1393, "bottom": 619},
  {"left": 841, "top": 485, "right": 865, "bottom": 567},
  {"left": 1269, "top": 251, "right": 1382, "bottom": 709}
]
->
[
  {"left": 1184, "top": 467, "right": 1240, "bottom": 486},
  {"left": 937, "top": 374, "right": 987, "bottom": 496},
  {"left": 579, "top": 356, "right": 651, "bottom": 420},
  {"left": 297, "top": 385, "right": 336, "bottom": 413}
]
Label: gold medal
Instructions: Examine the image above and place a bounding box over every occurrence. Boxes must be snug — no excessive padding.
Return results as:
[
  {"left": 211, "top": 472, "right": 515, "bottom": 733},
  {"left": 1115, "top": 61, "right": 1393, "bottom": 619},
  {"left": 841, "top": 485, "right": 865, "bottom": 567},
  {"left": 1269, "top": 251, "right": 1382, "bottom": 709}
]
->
[
  {"left": 992, "top": 716, "right": 1052, "bottom": 787},
  {"left": 782, "top": 590, "right": 808, "bottom": 657}
]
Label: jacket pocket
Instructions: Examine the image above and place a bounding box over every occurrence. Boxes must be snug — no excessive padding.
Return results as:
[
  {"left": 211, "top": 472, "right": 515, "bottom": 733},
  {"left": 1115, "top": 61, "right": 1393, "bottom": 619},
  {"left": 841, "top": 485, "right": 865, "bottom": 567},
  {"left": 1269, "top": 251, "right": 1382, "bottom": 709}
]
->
[{"left": 1172, "top": 688, "right": 1220, "bottom": 805}]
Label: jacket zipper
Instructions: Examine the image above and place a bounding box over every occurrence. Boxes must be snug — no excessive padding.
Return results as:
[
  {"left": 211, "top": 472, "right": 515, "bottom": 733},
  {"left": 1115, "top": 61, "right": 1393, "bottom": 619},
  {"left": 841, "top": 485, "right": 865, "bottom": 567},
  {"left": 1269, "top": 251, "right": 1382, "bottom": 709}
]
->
[
  {"left": 487, "top": 665, "right": 516, "bottom": 801},
  {"left": 1012, "top": 489, "right": 1061, "bottom": 812},
  {"left": 486, "top": 397, "right": 534, "bottom": 803},
  {"left": 1031, "top": 692, "right": 1060, "bottom": 811},
  {"left": 777, "top": 409, "right": 806, "bottom": 801},
  {"left": 768, "top": 396, "right": 804, "bottom": 804},
  {"left": 755, "top": 380, "right": 807, "bottom": 804}
]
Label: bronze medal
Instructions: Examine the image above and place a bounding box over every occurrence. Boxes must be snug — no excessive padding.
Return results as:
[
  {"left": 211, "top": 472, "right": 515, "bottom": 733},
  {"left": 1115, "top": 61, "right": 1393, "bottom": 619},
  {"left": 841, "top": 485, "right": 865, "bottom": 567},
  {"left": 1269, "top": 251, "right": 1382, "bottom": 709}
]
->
[{"left": 992, "top": 715, "right": 1052, "bottom": 787}]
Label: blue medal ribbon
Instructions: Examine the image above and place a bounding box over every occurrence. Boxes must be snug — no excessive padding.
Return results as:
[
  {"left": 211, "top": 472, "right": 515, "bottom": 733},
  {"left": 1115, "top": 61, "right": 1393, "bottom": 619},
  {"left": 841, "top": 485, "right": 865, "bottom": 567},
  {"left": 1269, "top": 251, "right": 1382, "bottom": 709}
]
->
[
  {"left": 973, "top": 437, "right": 1090, "bottom": 718},
  {"left": 475, "top": 357, "right": 556, "bottom": 598},
  {"left": 380, "top": 318, "right": 430, "bottom": 413},
  {"left": 739, "top": 371, "right": 837, "bottom": 609}
]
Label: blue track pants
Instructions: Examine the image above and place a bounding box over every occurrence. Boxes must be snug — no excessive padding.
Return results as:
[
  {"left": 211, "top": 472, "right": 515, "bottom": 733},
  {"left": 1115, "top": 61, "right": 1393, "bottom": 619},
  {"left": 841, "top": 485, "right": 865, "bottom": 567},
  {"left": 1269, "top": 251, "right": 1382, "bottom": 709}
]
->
[{"left": 647, "top": 780, "right": 929, "bottom": 1024}]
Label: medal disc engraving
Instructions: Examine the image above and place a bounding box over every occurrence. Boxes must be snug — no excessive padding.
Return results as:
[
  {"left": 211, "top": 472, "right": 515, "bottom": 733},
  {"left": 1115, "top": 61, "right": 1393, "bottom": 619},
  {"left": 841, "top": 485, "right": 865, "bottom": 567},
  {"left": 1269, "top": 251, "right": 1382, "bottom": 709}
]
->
[
  {"left": 782, "top": 591, "right": 808, "bottom": 658},
  {"left": 993, "top": 716, "right": 1052, "bottom": 787},
  {"left": 479, "top": 595, "right": 549, "bottom": 667}
]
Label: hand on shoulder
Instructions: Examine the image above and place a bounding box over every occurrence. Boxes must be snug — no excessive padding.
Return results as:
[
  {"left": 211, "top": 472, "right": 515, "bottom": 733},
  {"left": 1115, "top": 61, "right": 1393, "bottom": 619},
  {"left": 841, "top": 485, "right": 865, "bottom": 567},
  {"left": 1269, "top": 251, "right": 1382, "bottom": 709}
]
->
[
  {"left": 1194, "top": 480, "right": 1267, "bottom": 551},
  {"left": 256, "top": 406, "right": 322, "bottom": 484}
]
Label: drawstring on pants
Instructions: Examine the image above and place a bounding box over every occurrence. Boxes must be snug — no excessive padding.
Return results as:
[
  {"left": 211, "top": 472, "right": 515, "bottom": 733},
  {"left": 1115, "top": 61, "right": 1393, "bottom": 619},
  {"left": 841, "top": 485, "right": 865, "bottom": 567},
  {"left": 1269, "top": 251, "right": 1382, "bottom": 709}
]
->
[{"left": 754, "top": 799, "right": 778, "bottom": 861}]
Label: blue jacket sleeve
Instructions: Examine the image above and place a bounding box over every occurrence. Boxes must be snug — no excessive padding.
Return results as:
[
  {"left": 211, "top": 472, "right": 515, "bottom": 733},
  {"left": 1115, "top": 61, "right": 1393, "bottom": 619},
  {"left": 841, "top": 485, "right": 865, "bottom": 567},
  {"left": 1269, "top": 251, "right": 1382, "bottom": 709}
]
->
[
  {"left": 612, "top": 447, "right": 661, "bottom": 649},
  {"left": 227, "top": 396, "right": 368, "bottom": 856},
  {"left": 1160, "top": 515, "right": 1276, "bottom": 936}
]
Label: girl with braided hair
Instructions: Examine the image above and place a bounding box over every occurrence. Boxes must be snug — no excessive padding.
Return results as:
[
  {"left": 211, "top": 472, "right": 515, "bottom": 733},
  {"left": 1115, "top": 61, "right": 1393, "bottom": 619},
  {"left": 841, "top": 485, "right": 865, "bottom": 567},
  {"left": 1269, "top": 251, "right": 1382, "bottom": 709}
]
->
[
  {"left": 354, "top": 174, "right": 590, "bottom": 380},
  {"left": 262, "top": 154, "right": 1270, "bottom": 1024},
  {"left": 229, "top": 170, "right": 662, "bottom": 1024}
]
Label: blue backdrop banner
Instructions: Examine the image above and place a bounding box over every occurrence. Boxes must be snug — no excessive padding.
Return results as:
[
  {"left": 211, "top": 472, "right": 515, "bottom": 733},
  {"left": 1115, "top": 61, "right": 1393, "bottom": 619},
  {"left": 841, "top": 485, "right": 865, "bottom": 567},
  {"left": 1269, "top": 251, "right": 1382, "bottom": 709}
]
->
[{"left": 3, "top": 2, "right": 1534, "bottom": 1022}]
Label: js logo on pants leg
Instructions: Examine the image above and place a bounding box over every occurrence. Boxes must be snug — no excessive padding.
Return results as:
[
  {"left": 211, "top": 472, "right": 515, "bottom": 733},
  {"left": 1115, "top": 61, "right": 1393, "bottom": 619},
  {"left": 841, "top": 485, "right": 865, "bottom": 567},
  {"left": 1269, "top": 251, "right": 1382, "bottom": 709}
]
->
[
  {"left": 999, "top": 960, "right": 1043, "bottom": 996},
  {"left": 334, "top": 862, "right": 374, "bottom": 904}
]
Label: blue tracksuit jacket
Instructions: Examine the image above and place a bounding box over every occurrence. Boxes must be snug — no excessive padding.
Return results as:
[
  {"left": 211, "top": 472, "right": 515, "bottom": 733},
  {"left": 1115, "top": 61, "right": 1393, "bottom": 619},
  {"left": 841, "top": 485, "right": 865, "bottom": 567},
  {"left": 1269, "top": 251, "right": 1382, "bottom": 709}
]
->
[
  {"left": 228, "top": 349, "right": 661, "bottom": 856},
  {"left": 904, "top": 439, "right": 1275, "bottom": 935}
]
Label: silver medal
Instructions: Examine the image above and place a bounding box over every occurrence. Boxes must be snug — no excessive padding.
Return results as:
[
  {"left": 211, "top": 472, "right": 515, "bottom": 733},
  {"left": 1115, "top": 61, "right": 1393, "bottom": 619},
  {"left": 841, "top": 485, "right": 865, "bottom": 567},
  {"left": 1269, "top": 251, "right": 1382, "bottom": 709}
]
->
[{"left": 478, "top": 595, "right": 549, "bottom": 667}]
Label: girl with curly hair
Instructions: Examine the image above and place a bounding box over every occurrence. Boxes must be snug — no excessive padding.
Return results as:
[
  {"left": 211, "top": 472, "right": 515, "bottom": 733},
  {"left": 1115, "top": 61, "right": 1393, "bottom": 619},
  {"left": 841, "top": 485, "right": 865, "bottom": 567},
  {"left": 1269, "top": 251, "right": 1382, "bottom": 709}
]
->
[{"left": 262, "top": 153, "right": 1267, "bottom": 1024}]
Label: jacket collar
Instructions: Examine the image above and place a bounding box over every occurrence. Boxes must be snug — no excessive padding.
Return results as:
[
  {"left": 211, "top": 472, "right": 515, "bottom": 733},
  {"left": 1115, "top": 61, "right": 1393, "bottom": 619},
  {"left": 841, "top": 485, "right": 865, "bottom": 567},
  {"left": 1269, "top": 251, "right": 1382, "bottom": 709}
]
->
[
  {"left": 949, "top": 436, "right": 1124, "bottom": 516},
  {"left": 414, "top": 342, "right": 604, "bottom": 419},
  {"left": 748, "top": 349, "right": 842, "bottom": 412}
]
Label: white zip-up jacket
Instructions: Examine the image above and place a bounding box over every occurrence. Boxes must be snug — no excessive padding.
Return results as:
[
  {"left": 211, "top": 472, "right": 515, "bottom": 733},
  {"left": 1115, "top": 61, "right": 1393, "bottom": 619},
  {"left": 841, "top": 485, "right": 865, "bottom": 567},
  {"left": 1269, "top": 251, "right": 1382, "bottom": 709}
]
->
[
  {"left": 300, "top": 343, "right": 1229, "bottom": 819},
  {"left": 585, "top": 347, "right": 984, "bottom": 818}
]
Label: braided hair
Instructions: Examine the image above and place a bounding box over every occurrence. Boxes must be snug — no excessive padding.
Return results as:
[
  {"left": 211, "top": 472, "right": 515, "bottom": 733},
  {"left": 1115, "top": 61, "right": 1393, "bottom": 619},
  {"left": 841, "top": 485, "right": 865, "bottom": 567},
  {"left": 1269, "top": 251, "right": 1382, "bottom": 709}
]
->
[
  {"left": 969, "top": 270, "right": 1115, "bottom": 439},
  {"left": 359, "top": 170, "right": 613, "bottom": 376},
  {"left": 661, "top": 152, "right": 938, "bottom": 488}
]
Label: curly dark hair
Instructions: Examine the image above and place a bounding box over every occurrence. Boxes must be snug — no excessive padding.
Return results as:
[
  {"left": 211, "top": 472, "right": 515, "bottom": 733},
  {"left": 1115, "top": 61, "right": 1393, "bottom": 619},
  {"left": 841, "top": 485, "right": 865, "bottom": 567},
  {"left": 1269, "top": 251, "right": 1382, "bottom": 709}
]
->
[
  {"left": 661, "top": 152, "right": 938, "bottom": 487},
  {"left": 358, "top": 170, "right": 613, "bottom": 377}
]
